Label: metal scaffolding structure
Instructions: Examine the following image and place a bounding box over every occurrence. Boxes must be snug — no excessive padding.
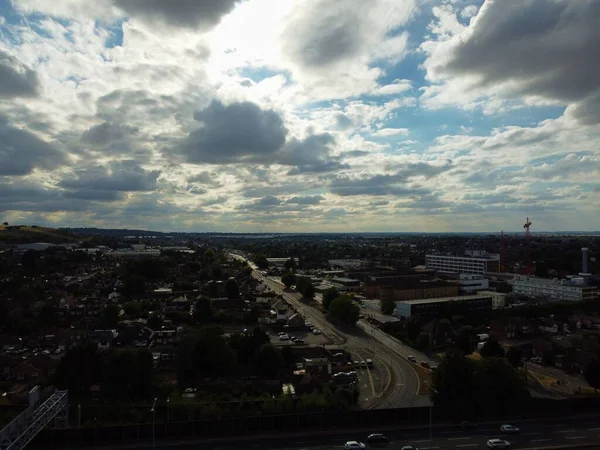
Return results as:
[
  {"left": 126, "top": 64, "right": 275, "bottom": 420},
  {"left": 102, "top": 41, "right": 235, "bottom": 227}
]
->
[{"left": 0, "top": 387, "right": 68, "bottom": 450}]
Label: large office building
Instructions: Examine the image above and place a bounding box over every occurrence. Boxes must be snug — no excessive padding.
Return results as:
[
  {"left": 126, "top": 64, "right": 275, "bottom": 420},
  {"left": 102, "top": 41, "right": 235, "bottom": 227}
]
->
[
  {"left": 394, "top": 294, "right": 493, "bottom": 318},
  {"left": 426, "top": 254, "right": 500, "bottom": 275},
  {"left": 511, "top": 277, "right": 597, "bottom": 302}
]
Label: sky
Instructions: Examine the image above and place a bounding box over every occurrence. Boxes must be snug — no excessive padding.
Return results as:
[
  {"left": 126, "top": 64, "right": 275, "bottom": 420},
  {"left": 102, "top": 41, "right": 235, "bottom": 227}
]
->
[{"left": 0, "top": 0, "right": 599, "bottom": 233}]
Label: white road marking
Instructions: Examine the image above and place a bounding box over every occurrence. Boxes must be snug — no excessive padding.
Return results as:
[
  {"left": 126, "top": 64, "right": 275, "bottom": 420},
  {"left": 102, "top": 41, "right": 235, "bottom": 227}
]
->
[
  {"left": 448, "top": 437, "right": 471, "bottom": 441},
  {"left": 522, "top": 432, "right": 541, "bottom": 435},
  {"left": 411, "top": 440, "right": 430, "bottom": 443},
  {"left": 531, "top": 439, "right": 552, "bottom": 442},
  {"left": 556, "top": 429, "right": 576, "bottom": 433},
  {"left": 566, "top": 436, "right": 585, "bottom": 440},
  {"left": 456, "top": 444, "right": 478, "bottom": 448}
]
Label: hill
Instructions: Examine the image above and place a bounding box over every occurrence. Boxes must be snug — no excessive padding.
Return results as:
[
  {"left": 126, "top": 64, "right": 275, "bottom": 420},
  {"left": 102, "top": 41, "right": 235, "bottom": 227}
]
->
[{"left": 0, "top": 224, "right": 80, "bottom": 244}]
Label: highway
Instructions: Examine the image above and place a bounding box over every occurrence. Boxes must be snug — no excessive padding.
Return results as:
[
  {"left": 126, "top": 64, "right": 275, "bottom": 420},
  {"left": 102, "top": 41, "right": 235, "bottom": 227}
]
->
[{"left": 84, "top": 415, "right": 600, "bottom": 450}]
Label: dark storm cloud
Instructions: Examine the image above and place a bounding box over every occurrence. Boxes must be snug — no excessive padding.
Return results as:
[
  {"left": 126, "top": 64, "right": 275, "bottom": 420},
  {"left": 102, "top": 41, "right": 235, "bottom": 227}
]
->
[
  {"left": 0, "top": 119, "right": 67, "bottom": 175},
  {"left": 186, "top": 171, "right": 221, "bottom": 186},
  {"left": 176, "top": 100, "right": 344, "bottom": 171},
  {"left": 114, "top": 0, "right": 241, "bottom": 29},
  {"left": 330, "top": 173, "right": 428, "bottom": 197},
  {"left": 0, "top": 49, "right": 39, "bottom": 98},
  {"left": 59, "top": 160, "right": 160, "bottom": 193},
  {"left": 286, "top": 196, "right": 324, "bottom": 205},
  {"left": 432, "top": 0, "right": 600, "bottom": 123},
  {"left": 81, "top": 121, "right": 140, "bottom": 153}
]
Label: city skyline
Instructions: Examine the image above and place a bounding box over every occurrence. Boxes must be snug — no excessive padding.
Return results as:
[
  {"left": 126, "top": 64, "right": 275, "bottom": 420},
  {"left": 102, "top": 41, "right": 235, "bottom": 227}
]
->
[{"left": 1, "top": 0, "right": 599, "bottom": 232}]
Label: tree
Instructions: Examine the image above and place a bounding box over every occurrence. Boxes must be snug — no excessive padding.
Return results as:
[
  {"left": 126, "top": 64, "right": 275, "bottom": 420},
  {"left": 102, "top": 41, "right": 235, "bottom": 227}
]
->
[
  {"left": 416, "top": 332, "right": 431, "bottom": 351},
  {"left": 254, "top": 254, "right": 268, "bottom": 270},
  {"left": 147, "top": 314, "right": 162, "bottom": 330},
  {"left": 194, "top": 297, "right": 213, "bottom": 324},
  {"left": 328, "top": 297, "right": 360, "bottom": 325},
  {"left": 54, "top": 344, "right": 103, "bottom": 398},
  {"left": 380, "top": 298, "right": 396, "bottom": 315},
  {"left": 506, "top": 346, "right": 524, "bottom": 368},
  {"left": 281, "top": 271, "right": 296, "bottom": 288},
  {"left": 284, "top": 258, "right": 297, "bottom": 272},
  {"left": 225, "top": 278, "right": 239, "bottom": 299},
  {"left": 584, "top": 359, "right": 600, "bottom": 392},
  {"left": 323, "top": 287, "right": 339, "bottom": 310},
  {"left": 296, "top": 277, "right": 315, "bottom": 299},
  {"left": 102, "top": 350, "right": 154, "bottom": 400},
  {"left": 455, "top": 325, "right": 475, "bottom": 355},
  {"left": 480, "top": 339, "right": 505, "bottom": 358},
  {"left": 98, "top": 304, "right": 120, "bottom": 328},
  {"left": 253, "top": 344, "right": 283, "bottom": 378}
]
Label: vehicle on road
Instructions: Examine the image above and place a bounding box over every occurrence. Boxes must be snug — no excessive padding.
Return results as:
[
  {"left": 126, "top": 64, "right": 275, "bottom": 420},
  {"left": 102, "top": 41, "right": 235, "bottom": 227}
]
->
[
  {"left": 500, "top": 424, "right": 520, "bottom": 434},
  {"left": 312, "top": 328, "right": 322, "bottom": 335},
  {"left": 400, "top": 446, "right": 418, "bottom": 450},
  {"left": 279, "top": 334, "right": 290, "bottom": 341},
  {"left": 366, "top": 433, "right": 389, "bottom": 445},
  {"left": 344, "top": 441, "right": 366, "bottom": 450},
  {"left": 420, "top": 361, "right": 430, "bottom": 369},
  {"left": 305, "top": 321, "right": 313, "bottom": 327},
  {"left": 530, "top": 356, "right": 543, "bottom": 364},
  {"left": 459, "top": 421, "right": 478, "bottom": 431},
  {"left": 407, "top": 355, "right": 416, "bottom": 362},
  {"left": 360, "top": 360, "right": 367, "bottom": 368},
  {"left": 487, "top": 439, "right": 511, "bottom": 449},
  {"left": 278, "top": 332, "right": 286, "bottom": 335},
  {"left": 293, "top": 338, "right": 305, "bottom": 344},
  {"left": 366, "top": 358, "right": 373, "bottom": 368}
]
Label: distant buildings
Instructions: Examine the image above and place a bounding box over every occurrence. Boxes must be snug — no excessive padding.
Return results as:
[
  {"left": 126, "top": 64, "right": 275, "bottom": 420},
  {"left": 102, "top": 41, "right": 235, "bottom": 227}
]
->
[
  {"left": 426, "top": 254, "right": 500, "bottom": 275},
  {"left": 394, "top": 294, "right": 493, "bottom": 318},
  {"left": 511, "top": 276, "right": 597, "bottom": 302}
]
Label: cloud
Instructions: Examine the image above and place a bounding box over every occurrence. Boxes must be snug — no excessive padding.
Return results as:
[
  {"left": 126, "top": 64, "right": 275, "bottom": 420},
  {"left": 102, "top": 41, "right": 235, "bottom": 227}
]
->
[
  {"left": 0, "top": 119, "right": 67, "bottom": 175},
  {"left": 423, "top": 0, "right": 600, "bottom": 123},
  {"left": 372, "top": 128, "right": 410, "bottom": 137},
  {"left": 329, "top": 173, "right": 427, "bottom": 197},
  {"left": 81, "top": 121, "right": 141, "bottom": 154},
  {"left": 286, "top": 196, "right": 324, "bottom": 205},
  {"left": 114, "top": 0, "right": 241, "bottom": 30},
  {"left": 0, "top": 49, "right": 40, "bottom": 98},
  {"left": 59, "top": 160, "right": 161, "bottom": 194}
]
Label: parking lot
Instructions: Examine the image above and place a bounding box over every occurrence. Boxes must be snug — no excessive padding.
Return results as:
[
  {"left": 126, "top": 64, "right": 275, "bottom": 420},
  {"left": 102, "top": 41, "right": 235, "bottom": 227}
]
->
[{"left": 270, "top": 329, "right": 331, "bottom": 346}]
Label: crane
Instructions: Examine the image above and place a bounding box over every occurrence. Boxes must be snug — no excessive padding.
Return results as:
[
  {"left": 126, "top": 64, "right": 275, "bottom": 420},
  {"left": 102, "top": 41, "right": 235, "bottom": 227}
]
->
[{"left": 523, "top": 217, "right": 532, "bottom": 275}]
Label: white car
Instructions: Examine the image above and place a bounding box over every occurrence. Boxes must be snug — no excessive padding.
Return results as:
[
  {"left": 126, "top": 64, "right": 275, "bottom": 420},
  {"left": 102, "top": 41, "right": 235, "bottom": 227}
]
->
[
  {"left": 279, "top": 334, "right": 290, "bottom": 341},
  {"left": 312, "top": 328, "right": 322, "bottom": 335},
  {"left": 344, "top": 441, "right": 366, "bottom": 450},
  {"left": 500, "top": 424, "right": 520, "bottom": 434},
  {"left": 487, "top": 439, "right": 510, "bottom": 449}
]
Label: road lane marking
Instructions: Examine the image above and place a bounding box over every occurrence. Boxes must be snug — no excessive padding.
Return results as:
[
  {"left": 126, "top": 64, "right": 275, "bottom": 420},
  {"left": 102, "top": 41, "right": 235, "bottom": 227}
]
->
[
  {"left": 531, "top": 439, "right": 552, "bottom": 442},
  {"left": 411, "top": 440, "right": 430, "bottom": 443},
  {"left": 522, "top": 432, "right": 542, "bottom": 435},
  {"left": 566, "top": 436, "right": 585, "bottom": 440},
  {"left": 456, "top": 444, "right": 478, "bottom": 448},
  {"left": 448, "top": 437, "right": 471, "bottom": 441},
  {"left": 556, "top": 429, "right": 577, "bottom": 433}
]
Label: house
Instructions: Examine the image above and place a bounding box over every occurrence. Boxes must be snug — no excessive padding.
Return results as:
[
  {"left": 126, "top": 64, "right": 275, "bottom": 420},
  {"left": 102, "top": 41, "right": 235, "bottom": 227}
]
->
[
  {"left": 532, "top": 339, "right": 553, "bottom": 357},
  {"left": 27, "top": 353, "right": 58, "bottom": 378},
  {"left": 573, "top": 351, "right": 596, "bottom": 373},
  {"left": 154, "top": 327, "right": 178, "bottom": 346},
  {"left": 539, "top": 320, "right": 559, "bottom": 334},
  {"left": 10, "top": 362, "right": 40, "bottom": 382},
  {"left": 286, "top": 313, "right": 305, "bottom": 328},
  {"left": 0, "top": 355, "right": 17, "bottom": 378},
  {"left": 115, "top": 326, "right": 154, "bottom": 347},
  {"left": 166, "top": 297, "right": 191, "bottom": 313},
  {"left": 302, "top": 357, "right": 331, "bottom": 375},
  {"left": 88, "top": 329, "right": 117, "bottom": 351}
]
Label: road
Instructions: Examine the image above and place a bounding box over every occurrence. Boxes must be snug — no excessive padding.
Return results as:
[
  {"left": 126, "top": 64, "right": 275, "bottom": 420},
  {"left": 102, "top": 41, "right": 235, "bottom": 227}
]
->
[
  {"left": 257, "top": 273, "right": 426, "bottom": 409},
  {"left": 85, "top": 415, "right": 600, "bottom": 450}
]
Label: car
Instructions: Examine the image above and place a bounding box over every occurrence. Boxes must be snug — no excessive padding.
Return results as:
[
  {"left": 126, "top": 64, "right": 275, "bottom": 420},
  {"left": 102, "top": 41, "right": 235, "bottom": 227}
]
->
[
  {"left": 401, "top": 446, "right": 419, "bottom": 450},
  {"left": 487, "top": 439, "right": 511, "bottom": 449},
  {"left": 344, "top": 441, "right": 366, "bottom": 450},
  {"left": 366, "top": 359, "right": 373, "bottom": 368},
  {"left": 420, "top": 361, "right": 430, "bottom": 369},
  {"left": 278, "top": 332, "right": 286, "bottom": 336},
  {"left": 279, "top": 334, "right": 290, "bottom": 341},
  {"left": 459, "top": 421, "right": 478, "bottom": 431},
  {"left": 360, "top": 360, "right": 367, "bottom": 368},
  {"left": 366, "top": 434, "right": 389, "bottom": 445},
  {"left": 305, "top": 321, "right": 313, "bottom": 327},
  {"left": 500, "top": 425, "right": 520, "bottom": 434},
  {"left": 293, "top": 338, "right": 305, "bottom": 344},
  {"left": 354, "top": 360, "right": 360, "bottom": 367},
  {"left": 530, "top": 356, "right": 543, "bottom": 364},
  {"left": 312, "top": 328, "right": 322, "bottom": 335},
  {"left": 407, "top": 355, "right": 416, "bottom": 362}
]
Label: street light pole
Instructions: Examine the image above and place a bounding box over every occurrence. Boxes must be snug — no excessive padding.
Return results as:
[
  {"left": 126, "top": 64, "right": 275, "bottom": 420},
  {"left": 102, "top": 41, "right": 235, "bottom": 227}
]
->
[
  {"left": 425, "top": 382, "right": 439, "bottom": 449},
  {"left": 166, "top": 398, "right": 170, "bottom": 423},
  {"left": 151, "top": 397, "right": 158, "bottom": 450}
]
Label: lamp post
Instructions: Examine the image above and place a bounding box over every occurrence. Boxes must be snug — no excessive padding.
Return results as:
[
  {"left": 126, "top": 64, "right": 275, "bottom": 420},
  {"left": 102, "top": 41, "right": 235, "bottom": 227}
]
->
[
  {"left": 166, "top": 398, "right": 170, "bottom": 423},
  {"left": 151, "top": 397, "right": 158, "bottom": 450},
  {"left": 425, "top": 382, "right": 439, "bottom": 449}
]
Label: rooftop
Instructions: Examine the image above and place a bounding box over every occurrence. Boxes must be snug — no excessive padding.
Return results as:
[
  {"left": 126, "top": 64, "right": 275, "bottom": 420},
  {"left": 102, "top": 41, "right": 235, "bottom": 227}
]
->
[{"left": 398, "top": 294, "right": 493, "bottom": 305}]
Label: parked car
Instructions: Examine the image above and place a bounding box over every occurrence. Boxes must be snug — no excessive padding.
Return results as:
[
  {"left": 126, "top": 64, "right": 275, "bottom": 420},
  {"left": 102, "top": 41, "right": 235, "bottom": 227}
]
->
[
  {"left": 500, "top": 424, "right": 520, "bottom": 434},
  {"left": 408, "top": 355, "right": 416, "bottom": 363},
  {"left": 530, "top": 356, "right": 543, "bottom": 364},
  {"left": 360, "top": 360, "right": 367, "bottom": 368},
  {"left": 459, "top": 421, "right": 478, "bottom": 431},
  {"left": 293, "top": 338, "right": 305, "bottom": 344},
  {"left": 344, "top": 441, "right": 366, "bottom": 450},
  {"left": 366, "top": 434, "right": 389, "bottom": 445},
  {"left": 420, "top": 361, "right": 431, "bottom": 369},
  {"left": 305, "top": 321, "right": 313, "bottom": 327},
  {"left": 401, "top": 446, "right": 419, "bottom": 450},
  {"left": 279, "top": 334, "right": 290, "bottom": 341},
  {"left": 487, "top": 439, "right": 511, "bottom": 449},
  {"left": 366, "top": 359, "right": 373, "bottom": 368},
  {"left": 312, "top": 328, "right": 322, "bottom": 335}
]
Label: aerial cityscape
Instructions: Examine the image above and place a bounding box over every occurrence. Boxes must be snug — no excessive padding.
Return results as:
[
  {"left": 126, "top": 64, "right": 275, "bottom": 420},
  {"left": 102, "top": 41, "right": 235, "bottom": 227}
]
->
[{"left": 1, "top": 0, "right": 600, "bottom": 450}]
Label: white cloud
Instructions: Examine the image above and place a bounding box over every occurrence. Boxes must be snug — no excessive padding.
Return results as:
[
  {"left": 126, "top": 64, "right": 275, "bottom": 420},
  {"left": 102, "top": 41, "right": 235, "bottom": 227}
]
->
[{"left": 372, "top": 128, "right": 410, "bottom": 137}]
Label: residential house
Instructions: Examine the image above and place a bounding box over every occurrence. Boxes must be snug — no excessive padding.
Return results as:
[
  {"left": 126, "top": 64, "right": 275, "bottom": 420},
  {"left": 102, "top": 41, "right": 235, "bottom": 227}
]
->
[
  {"left": 115, "top": 326, "right": 154, "bottom": 347},
  {"left": 532, "top": 339, "right": 553, "bottom": 358},
  {"left": 10, "top": 362, "right": 40, "bottom": 382},
  {"left": 166, "top": 297, "right": 191, "bottom": 313},
  {"left": 88, "top": 329, "right": 117, "bottom": 351},
  {"left": 539, "top": 320, "right": 559, "bottom": 334},
  {"left": 0, "top": 355, "right": 17, "bottom": 378},
  {"left": 303, "top": 357, "right": 331, "bottom": 375},
  {"left": 27, "top": 353, "right": 58, "bottom": 378},
  {"left": 286, "top": 313, "right": 305, "bottom": 328},
  {"left": 154, "top": 327, "right": 178, "bottom": 346}
]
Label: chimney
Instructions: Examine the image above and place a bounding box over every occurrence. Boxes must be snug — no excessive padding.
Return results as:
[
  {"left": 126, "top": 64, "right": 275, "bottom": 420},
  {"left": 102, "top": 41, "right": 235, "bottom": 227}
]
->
[{"left": 582, "top": 247, "right": 589, "bottom": 274}]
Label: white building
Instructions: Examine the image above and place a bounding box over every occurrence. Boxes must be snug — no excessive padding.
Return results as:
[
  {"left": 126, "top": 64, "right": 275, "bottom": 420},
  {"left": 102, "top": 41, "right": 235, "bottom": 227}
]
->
[
  {"left": 426, "top": 254, "right": 499, "bottom": 275},
  {"left": 511, "top": 277, "right": 597, "bottom": 302},
  {"left": 458, "top": 274, "right": 490, "bottom": 293},
  {"left": 477, "top": 291, "right": 506, "bottom": 309}
]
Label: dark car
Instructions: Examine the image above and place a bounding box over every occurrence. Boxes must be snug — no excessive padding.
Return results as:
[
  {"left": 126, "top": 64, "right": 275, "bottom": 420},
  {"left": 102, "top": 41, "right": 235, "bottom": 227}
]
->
[
  {"left": 459, "top": 421, "right": 478, "bottom": 431},
  {"left": 367, "top": 434, "right": 389, "bottom": 445}
]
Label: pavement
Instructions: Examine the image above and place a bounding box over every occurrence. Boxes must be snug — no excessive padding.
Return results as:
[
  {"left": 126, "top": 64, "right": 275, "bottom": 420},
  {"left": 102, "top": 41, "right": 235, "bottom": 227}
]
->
[{"left": 71, "top": 415, "right": 600, "bottom": 450}]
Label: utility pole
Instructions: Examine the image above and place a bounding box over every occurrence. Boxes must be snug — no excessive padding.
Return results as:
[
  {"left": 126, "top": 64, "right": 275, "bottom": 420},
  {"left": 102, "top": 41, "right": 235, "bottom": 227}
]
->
[
  {"left": 425, "top": 382, "right": 439, "bottom": 448},
  {"left": 151, "top": 397, "right": 158, "bottom": 450}
]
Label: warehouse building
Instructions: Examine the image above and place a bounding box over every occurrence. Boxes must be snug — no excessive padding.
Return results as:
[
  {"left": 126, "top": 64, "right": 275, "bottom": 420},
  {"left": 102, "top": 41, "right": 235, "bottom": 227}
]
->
[{"left": 394, "top": 295, "right": 493, "bottom": 318}]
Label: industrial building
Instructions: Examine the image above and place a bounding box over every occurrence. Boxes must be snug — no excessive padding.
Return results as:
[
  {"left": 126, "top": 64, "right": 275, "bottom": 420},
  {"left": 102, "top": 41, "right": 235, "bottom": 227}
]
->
[
  {"left": 476, "top": 291, "right": 507, "bottom": 309},
  {"left": 511, "top": 276, "right": 597, "bottom": 302},
  {"left": 394, "top": 294, "right": 493, "bottom": 318},
  {"left": 426, "top": 254, "right": 500, "bottom": 275}
]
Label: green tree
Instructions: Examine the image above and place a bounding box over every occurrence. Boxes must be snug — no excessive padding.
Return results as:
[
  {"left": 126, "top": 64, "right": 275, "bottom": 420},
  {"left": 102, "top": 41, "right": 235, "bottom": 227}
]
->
[
  {"left": 98, "top": 304, "right": 120, "bottom": 328},
  {"left": 296, "top": 277, "right": 315, "bottom": 299},
  {"left": 254, "top": 254, "right": 268, "bottom": 270},
  {"left": 506, "top": 346, "right": 524, "bottom": 368},
  {"left": 194, "top": 296, "right": 213, "bottom": 324},
  {"left": 323, "top": 287, "right": 338, "bottom": 310},
  {"left": 416, "top": 332, "right": 431, "bottom": 351},
  {"left": 281, "top": 271, "right": 296, "bottom": 288},
  {"left": 584, "top": 359, "right": 600, "bottom": 392},
  {"left": 481, "top": 339, "right": 505, "bottom": 358},
  {"left": 328, "top": 296, "right": 360, "bottom": 325},
  {"left": 380, "top": 298, "right": 395, "bottom": 315},
  {"left": 455, "top": 325, "right": 476, "bottom": 355},
  {"left": 147, "top": 314, "right": 162, "bottom": 330},
  {"left": 225, "top": 278, "right": 239, "bottom": 299},
  {"left": 54, "top": 344, "right": 103, "bottom": 397},
  {"left": 203, "top": 248, "right": 216, "bottom": 264},
  {"left": 253, "top": 344, "right": 283, "bottom": 378},
  {"left": 284, "top": 258, "right": 297, "bottom": 272},
  {"left": 102, "top": 350, "right": 154, "bottom": 400}
]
